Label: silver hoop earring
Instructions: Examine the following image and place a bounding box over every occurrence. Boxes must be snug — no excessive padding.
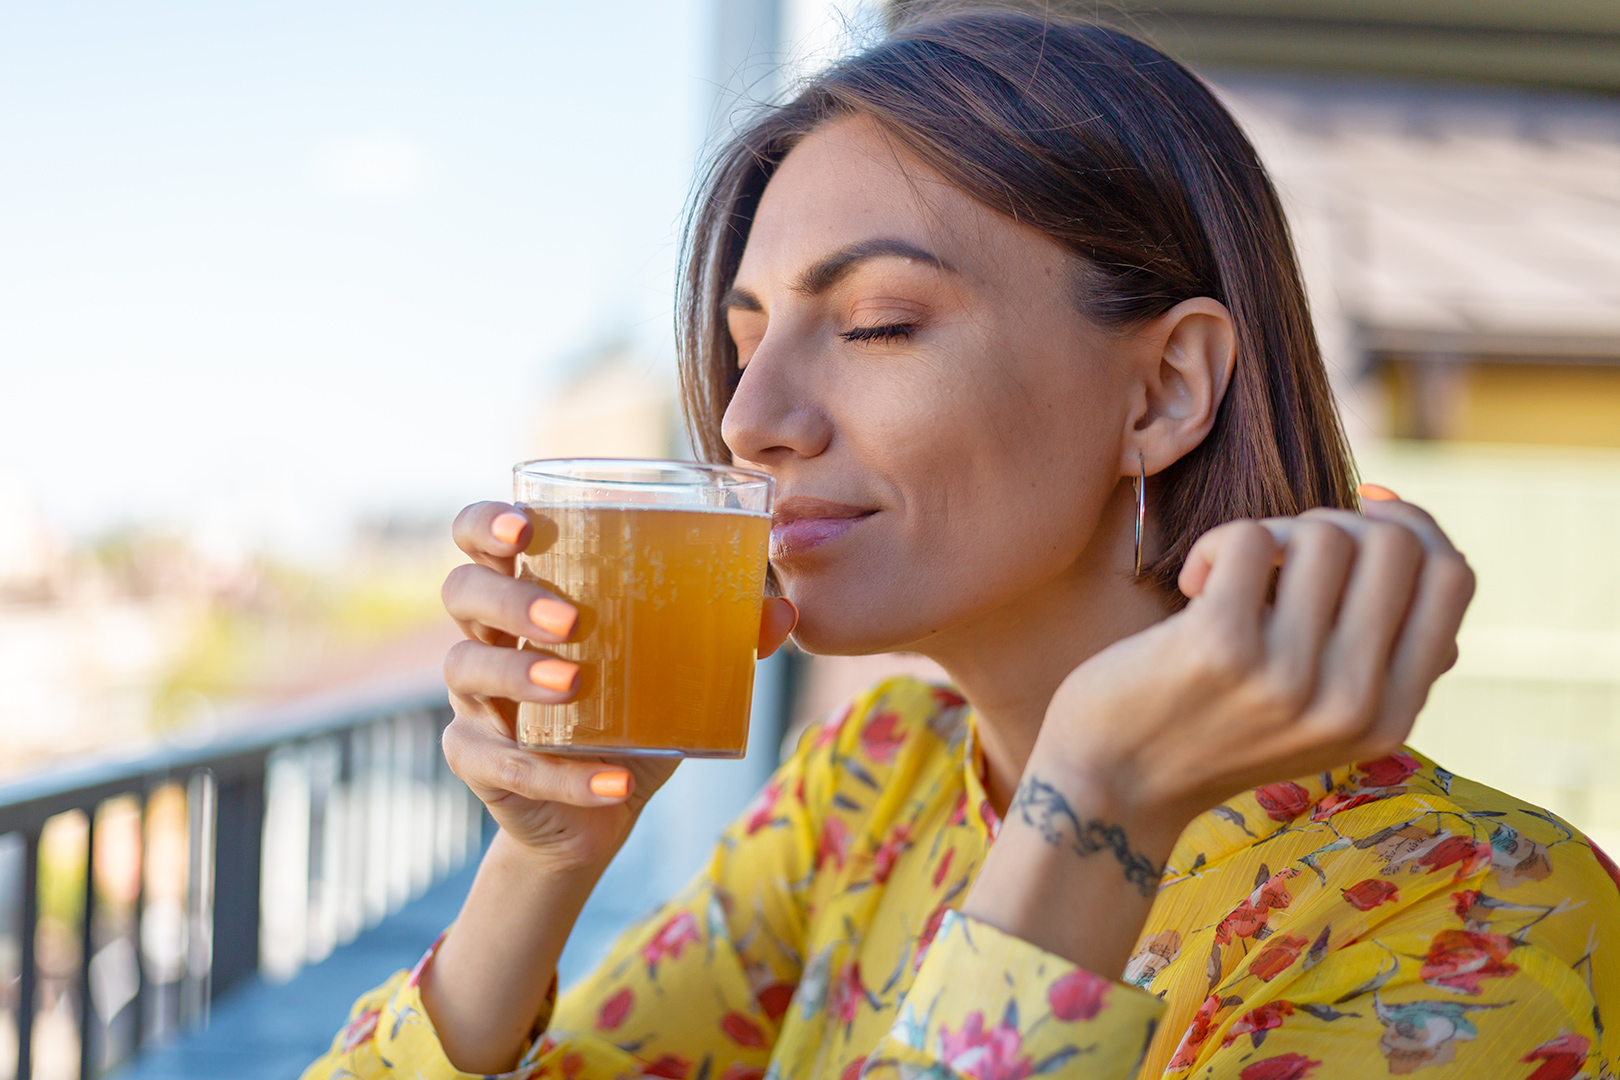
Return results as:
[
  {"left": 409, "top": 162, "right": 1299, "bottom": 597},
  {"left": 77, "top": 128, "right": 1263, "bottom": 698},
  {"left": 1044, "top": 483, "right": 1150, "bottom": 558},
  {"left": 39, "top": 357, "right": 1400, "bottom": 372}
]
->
[{"left": 1133, "top": 453, "right": 1146, "bottom": 577}]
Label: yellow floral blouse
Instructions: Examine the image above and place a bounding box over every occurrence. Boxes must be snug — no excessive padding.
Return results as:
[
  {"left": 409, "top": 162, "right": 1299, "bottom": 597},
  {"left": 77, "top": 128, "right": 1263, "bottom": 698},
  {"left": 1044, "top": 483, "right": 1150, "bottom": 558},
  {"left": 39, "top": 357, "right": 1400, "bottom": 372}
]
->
[{"left": 304, "top": 677, "right": 1620, "bottom": 1080}]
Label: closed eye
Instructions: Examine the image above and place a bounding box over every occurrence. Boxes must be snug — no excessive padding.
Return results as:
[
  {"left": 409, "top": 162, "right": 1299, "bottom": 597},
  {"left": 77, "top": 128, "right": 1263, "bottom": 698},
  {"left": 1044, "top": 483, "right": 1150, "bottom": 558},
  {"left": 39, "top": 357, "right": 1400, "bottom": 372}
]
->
[{"left": 840, "top": 323, "right": 916, "bottom": 344}]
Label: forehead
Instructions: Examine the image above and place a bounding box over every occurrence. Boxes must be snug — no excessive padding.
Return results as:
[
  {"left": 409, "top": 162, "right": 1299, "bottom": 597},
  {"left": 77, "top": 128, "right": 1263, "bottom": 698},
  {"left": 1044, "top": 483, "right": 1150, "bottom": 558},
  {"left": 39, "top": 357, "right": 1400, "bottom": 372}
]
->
[{"left": 738, "top": 115, "right": 1008, "bottom": 280}]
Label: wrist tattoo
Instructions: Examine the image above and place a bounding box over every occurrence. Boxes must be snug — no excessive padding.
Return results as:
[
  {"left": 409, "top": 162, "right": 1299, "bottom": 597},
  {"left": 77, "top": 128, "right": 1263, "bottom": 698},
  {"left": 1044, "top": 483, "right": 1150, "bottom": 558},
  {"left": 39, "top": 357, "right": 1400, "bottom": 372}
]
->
[{"left": 1008, "top": 776, "right": 1163, "bottom": 899}]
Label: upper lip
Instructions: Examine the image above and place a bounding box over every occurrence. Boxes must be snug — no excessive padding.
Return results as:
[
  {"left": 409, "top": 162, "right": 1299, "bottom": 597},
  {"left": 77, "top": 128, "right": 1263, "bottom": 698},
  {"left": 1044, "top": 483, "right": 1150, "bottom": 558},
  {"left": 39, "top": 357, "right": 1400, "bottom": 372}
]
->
[{"left": 771, "top": 496, "right": 875, "bottom": 526}]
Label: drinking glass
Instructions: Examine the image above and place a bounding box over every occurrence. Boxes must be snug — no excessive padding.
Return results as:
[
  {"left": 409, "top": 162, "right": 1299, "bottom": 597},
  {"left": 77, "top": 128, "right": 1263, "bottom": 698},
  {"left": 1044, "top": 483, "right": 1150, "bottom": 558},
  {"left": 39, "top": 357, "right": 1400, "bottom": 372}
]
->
[{"left": 512, "top": 458, "right": 774, "bottom": 757}]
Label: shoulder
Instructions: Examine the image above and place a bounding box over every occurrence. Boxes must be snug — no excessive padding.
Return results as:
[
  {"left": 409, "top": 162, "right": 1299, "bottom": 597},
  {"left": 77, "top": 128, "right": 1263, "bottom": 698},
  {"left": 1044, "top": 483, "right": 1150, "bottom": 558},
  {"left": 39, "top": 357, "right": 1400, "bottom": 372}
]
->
[{"left": 1307, "top": 748, "right": 1620, "bottom": 979}]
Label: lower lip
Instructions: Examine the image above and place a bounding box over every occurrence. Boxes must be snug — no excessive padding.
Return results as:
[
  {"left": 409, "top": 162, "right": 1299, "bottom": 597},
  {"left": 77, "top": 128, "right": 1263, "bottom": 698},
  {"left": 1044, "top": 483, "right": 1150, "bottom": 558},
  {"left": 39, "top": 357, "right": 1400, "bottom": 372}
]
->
[{"left": 770, "top": 513, "right": 873, "bottom": 560}]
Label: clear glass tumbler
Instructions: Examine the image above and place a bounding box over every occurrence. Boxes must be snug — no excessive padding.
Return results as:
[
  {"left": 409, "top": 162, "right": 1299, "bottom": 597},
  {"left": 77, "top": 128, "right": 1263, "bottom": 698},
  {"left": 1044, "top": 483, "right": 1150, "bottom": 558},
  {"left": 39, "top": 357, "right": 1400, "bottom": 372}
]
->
[{"left": 512, "top": 458, "right": 774, "bottom": 757}]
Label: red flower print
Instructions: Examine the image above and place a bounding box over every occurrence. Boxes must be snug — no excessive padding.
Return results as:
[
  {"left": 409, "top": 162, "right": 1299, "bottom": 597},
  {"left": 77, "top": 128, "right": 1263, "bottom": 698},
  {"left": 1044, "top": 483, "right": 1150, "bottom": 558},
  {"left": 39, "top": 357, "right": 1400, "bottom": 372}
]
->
[
  {"left": 756, "top": 981, "right": 794, "bottom": 1021},
  {"left": 932, "top": 686, "right": 967, "bottom": 708},
  {"left": 1358, "top": 752, "right": 1421, "bottom": 788},
  {"left": 1589, "top": 839, "right": 1620, "bottom": 895},
  {"left": 828, "top": 961, "right": 874, "bottom": 1024},
  {"left": 743, "top": 779, "right": 784, "bottom": 835},
  {"left": 640, "top": 911, "right": 701, "bottom": 974},
  {"left": 1417, "top": 835, "right": 1493, "bottom": 879},
  {"left": 596, "top": 986, "right": 634, "bottom": 1030},
  {"left": 1450, "top": 889, "right": 1482, "bottom": 921},
  {"left": 938, "top": 1011, "right": 1035, "bottom": 1080},
  {"left": 817, "top": 816, "right": 852, "bottom": 871},
  {"left": 1310, "top": 790, "right": 1383, "bottom": 821},
  {"left": 1239, "top": 1053, "right": 1321, "bottom": 1080},
  {"left": 859, "top": 710, "right": 906, "bottom": 763},
  {"left": 1047, "top": 968, "right": 1110, "bottom": 1021},
  {"left": 815, "top": 704, "right": 852, "bottom": 748},
  {"left": 1255, "top": 782, "right": 1312, "bottom": 822},
  {"left": 720, "top": 1010, "right": 768, "bottom": 1048},
  {"left": 914, "top": 904, "right": 950, "bottom": 972},
  {"left": 933, "top": 847, "right": 956, "bottom": 889},
  {"left": 721, "top": 1066, "right": 766, "bottom": 1080},
  {"left": 644, "top": 1053, "right": 691, "bottom": 1079},
  {"left": 871, "top": 824, "right": 911, "bottom": 884},
  {"left": 339, "top": 1007, "right": 381, "bottom": 1053},
  {"left": 1216, "top": 870, "right": 1298, "bottom": 944},
  {"left": 1249, "top": 934, "right": 1310, "bottom": 981},
  {"left": 1419, "top": 929, "right": 1519, "bottom": 994},
  {"left": 949, "top": 792, "right": 969, "bottom": 826},
  {"left": 1521, "top": 1033, "right": 1590, "bottom": 1080},
  {"left": 1167, "top": 993, "right": 1231, "bottom": 1069},
  {"left": 1223, "top": 1000, "right": 1295, "bottom": 1048},
  {"left": 839, "top": 1056, "right": 869, "bottom": 1080},
  {"left": 1341, "top": 878, "right": 1401, "bottom": 911},
  {"left": 561, "top": 1052, "right": 585, "bottom": 1079}
]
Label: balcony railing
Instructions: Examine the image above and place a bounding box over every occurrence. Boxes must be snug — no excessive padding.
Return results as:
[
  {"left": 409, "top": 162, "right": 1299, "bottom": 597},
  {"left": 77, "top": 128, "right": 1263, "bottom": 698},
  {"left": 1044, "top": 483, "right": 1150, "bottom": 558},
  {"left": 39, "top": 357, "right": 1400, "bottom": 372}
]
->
[{"left": 0, "top": 677, "right": 480, "bottom": 1080}]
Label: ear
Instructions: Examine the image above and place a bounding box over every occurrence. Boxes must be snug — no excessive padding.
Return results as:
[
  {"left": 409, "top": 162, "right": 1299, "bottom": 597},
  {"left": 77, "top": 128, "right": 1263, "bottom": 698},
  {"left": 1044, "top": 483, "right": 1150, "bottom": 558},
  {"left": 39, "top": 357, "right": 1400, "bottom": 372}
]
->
[{"left": 1120, "top": 297, "right": 1236, "bottom": 477}]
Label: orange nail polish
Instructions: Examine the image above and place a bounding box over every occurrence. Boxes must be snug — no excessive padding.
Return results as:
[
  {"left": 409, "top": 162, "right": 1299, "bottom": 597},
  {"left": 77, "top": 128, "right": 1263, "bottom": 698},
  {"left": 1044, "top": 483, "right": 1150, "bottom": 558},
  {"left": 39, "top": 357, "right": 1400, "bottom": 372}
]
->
[
  {"left": 528, "top": 658, "right": 578, "bottom": 692},
  {"left": 1357, "top": 483, "right": 1400, "bottom": 502},
  {"left": 529, "top": 597, "right": 577, "bottom": 639},
  {"left": 589, "top": 771, "right": 630, "bottom": 799},
  {"left": 492, "top": 511, "right": 528, "bottom": 546}
]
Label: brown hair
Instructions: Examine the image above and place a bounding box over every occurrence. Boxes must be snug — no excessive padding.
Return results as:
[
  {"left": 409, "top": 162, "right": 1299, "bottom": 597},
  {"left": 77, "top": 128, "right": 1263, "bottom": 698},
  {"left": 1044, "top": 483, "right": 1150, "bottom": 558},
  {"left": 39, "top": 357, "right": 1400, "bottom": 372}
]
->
[{"left": 678, "top": 9, "right": 1358, "bottom": 596}]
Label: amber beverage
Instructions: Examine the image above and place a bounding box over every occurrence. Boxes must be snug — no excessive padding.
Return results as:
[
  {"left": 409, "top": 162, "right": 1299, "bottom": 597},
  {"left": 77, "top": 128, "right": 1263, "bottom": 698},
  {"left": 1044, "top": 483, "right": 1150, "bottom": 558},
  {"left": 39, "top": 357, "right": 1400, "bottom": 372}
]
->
[{"left": 511, "top": 460, "right": 773, "bottom": 757}]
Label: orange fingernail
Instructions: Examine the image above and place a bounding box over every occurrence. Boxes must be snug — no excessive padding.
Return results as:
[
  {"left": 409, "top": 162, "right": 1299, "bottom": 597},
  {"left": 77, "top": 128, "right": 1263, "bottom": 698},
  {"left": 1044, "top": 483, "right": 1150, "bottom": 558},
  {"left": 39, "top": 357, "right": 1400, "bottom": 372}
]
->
[
  {"left": 1357, "top": 483, "right": 1400, "bottom": 502},
  {"left": 492, "top": 511, "right": 528, "bottom": 546},
  {"left": 529, "top": 597, "right": 577, "bottom": 639},
  {"left": 589, "top": 771, "right": 630, "bottom": 799},
  {"left": 528, "top": 658, "right": 578, "bottom": 692}
]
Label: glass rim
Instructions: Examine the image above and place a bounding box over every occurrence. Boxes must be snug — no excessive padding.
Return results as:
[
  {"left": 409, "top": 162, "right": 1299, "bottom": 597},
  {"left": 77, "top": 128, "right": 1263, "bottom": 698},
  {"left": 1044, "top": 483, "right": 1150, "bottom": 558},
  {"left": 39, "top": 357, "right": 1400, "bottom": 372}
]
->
[{"left": 512, "top": 457, "right": 773, "bottom": 489}]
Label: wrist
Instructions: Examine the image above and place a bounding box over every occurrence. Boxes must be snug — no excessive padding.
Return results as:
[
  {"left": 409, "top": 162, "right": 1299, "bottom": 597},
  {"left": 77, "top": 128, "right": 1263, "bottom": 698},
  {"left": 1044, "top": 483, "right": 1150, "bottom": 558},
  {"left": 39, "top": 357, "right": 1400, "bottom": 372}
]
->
[{"left": 1020, "top": 742, "right": 1186, "bottom": 868}]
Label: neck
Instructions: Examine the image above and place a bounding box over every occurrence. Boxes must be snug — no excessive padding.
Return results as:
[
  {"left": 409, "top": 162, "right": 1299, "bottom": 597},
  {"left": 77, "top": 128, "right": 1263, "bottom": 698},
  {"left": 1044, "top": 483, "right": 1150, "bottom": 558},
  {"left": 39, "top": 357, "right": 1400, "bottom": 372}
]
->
[{"left": 912, "top": 487, "right": 1171, "bottom": 813}]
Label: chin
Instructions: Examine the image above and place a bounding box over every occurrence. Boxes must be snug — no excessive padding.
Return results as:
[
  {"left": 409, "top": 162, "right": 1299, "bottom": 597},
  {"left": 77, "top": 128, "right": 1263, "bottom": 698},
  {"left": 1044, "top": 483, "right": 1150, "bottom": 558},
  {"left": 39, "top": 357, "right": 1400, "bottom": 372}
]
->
[{"left": 778, "top": 572, "right": 937, "bottom": 657}]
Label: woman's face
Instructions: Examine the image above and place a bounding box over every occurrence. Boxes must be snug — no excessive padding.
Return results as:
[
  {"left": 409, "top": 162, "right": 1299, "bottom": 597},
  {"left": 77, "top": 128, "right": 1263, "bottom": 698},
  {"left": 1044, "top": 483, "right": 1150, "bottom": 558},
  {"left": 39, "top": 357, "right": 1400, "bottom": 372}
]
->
[{"left": 722, "top": 115, "right": 1138, "bottom": 655}]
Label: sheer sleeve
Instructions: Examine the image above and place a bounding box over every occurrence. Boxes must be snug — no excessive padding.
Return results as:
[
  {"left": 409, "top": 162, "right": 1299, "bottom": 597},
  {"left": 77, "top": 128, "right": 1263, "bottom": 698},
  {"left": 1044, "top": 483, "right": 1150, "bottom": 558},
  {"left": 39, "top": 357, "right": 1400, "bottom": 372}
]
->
[{"left": 301, "top": 731, "right": 827, "bottom": 1080}]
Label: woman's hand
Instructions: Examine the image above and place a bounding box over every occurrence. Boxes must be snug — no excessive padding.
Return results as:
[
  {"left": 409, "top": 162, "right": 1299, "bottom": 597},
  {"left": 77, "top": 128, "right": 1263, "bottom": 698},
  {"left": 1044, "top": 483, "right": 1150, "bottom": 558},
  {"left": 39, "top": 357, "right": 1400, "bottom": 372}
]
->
[
  {"left": 962, "top": 493, "right": 1474, "bottom": 979},
  {"left": 423, "top": 500, "right": 798, "bottom": 1073},
  {"left": 438, "top": 500, "right": 799, "bottom": 873},
  {"left": 1040, "top": 494, "right": 1474, "bottom": 854}
]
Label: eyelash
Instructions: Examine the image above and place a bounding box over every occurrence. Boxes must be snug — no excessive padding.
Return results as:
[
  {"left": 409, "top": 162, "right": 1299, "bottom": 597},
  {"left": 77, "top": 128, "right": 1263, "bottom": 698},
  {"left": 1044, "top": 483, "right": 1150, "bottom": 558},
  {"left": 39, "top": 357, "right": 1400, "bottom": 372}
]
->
[{"left": 839, "top": 323, "right": 917, "bottom": 344}]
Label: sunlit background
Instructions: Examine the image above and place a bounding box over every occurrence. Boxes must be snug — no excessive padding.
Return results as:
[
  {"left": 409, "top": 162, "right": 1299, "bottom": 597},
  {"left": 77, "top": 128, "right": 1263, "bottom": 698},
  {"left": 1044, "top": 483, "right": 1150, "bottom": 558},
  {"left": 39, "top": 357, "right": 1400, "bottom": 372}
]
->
[{"left": 1, "top": 1, "right": 1618, "bottom": 1077}]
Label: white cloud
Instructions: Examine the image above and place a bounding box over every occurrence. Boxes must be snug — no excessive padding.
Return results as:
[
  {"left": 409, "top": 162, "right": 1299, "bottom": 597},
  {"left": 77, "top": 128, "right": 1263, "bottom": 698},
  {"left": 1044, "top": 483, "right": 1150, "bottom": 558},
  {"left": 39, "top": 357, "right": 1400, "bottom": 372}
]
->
[{"left": 312, "top": 133, "right": 433, "bottom": 202}]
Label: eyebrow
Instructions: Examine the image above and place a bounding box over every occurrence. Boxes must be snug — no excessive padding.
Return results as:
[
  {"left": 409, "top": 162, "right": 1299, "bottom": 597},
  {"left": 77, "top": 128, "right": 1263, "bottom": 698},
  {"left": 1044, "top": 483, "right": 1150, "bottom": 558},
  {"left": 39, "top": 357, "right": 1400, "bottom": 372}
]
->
[{"left": 719, "top": 237, "right": 953, "bottom": 313}]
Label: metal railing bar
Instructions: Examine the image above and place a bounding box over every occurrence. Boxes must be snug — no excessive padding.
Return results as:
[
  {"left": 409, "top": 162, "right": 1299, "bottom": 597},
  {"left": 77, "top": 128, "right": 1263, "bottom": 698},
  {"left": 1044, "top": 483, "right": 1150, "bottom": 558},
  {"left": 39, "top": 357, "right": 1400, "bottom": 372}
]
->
[
  {"left": 79, "top": 807, "right": 97, "bottom": 1080},
  {"left": 17, "top": 828, "right": 38, "bottom": 1080},
  {"left": 130, "top": 788, "right": 148, "bottom": 1070}
]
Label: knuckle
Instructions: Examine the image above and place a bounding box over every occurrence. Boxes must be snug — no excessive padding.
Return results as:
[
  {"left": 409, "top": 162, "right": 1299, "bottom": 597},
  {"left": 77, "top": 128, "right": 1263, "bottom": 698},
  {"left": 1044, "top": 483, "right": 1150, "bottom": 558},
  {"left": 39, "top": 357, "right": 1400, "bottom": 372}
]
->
[
  {"left": 442, "top": 639, "right": 484, "bottom": 688},
  {"left": 1257, "top": 668, "right": 1312, "bottom": 716},
  {"left": 499, "top": 752, "right": 533, "bottom": 796},
  {"left": 1430, "top": 553, "right": 1476, "bottom": 605},
  {"left": 1367, "top": 519, "right": 1423, "bottom": 562},
  {"left": 1185, "top": 624, "right": 1254, "bottom": 682}
]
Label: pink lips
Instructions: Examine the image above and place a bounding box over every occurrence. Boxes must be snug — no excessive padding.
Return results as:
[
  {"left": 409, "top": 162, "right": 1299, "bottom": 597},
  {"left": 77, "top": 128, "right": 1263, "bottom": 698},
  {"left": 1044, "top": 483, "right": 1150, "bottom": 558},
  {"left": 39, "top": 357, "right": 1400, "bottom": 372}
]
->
[{"left": 770, "top": 496, "right": 875, "bottom": 560}]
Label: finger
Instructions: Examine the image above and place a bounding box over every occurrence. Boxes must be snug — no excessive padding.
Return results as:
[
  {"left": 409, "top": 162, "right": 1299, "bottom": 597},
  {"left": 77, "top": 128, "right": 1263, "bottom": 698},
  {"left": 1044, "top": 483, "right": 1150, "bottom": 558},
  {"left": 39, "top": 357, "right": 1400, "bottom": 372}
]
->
[
  {"left": 1262, "top": 517, "right": 1356, "bottom": 704},
  {"left": 452, "top": 501, "right": 531, "bottom": 572},
  {"left": 1373, "top": 538, "right": 1475, "bottom": 750},
  {"left": 1179, "top": 520, "right": 1280, "bottom": 611},
  {"left": 1358, "top": 493, "right": 1463, "bottom": 560},
  {"left": 443, "top": 562, "right": 578, "bottom": 644},
  {"left": 441, "top": 716, "right": 633, "bottom": 806},
  {"left": 758, "top": 597, "right": 799, "bottom": 659},
  {"left": 443, "top": 638, "right": 581, "bottom": 703},
  {"left": 1302, "top": 517, "right": 1424, "bottom": 748}
]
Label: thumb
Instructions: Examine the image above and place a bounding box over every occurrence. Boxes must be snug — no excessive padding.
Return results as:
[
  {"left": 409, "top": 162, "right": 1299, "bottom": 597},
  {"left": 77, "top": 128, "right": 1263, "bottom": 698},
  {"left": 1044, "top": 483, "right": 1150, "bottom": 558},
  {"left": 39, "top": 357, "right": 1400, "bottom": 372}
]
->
[{"left": 757, "top": 597, "right": 799, "bottom": 659}]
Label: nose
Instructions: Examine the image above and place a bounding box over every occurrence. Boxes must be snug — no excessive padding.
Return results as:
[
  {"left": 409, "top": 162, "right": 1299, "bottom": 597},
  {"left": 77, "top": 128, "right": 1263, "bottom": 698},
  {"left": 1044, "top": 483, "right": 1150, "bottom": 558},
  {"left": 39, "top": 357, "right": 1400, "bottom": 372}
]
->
[{"left": 720, "top": 331, "right": 833, "bottom": 467}]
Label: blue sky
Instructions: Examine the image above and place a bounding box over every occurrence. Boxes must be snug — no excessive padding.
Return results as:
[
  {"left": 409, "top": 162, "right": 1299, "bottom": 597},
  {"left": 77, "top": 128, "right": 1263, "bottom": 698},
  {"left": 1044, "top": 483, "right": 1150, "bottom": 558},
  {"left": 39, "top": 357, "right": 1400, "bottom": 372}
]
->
[{"left": 0, "top": 1, "right": 718, "bottom": 556}]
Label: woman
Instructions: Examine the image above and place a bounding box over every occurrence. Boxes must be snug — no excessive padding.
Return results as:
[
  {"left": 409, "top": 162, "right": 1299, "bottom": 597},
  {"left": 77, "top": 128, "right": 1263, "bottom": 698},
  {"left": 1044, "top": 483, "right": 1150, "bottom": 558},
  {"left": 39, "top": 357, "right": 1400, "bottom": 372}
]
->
[{"left": 305, "top": 12, "right": 1619, "bottom": 1080}]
